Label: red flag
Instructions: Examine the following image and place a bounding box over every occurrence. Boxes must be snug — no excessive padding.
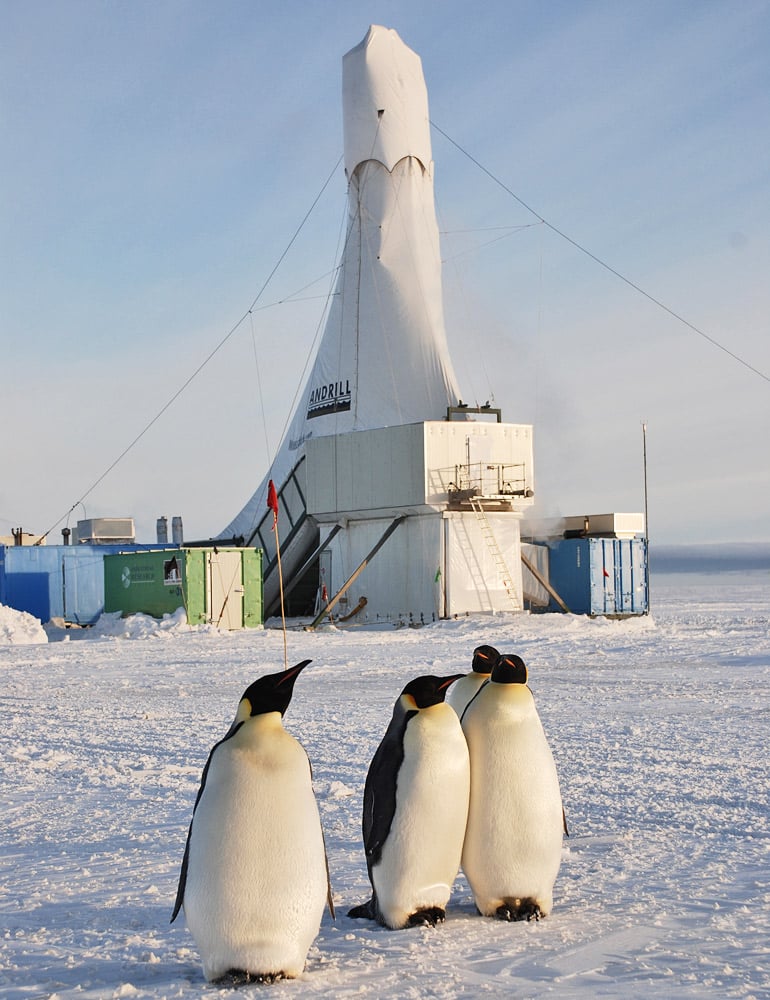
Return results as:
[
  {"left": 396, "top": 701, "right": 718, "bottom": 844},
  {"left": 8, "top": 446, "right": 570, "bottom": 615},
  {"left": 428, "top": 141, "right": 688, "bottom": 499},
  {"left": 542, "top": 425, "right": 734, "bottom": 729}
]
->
[{"left": 267, "top": 480, "right": 278, "bottom": 529}]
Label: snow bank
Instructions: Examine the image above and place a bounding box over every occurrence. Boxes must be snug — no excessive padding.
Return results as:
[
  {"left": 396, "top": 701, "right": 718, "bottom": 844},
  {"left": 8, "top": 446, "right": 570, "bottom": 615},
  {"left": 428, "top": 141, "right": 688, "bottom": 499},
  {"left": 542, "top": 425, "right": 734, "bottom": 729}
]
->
[
  {"left": 0, "top": 603, "right": 47, "bottom": 645},
  {"left": 89, "top": 607, "right": 210, "bottom": 640}
]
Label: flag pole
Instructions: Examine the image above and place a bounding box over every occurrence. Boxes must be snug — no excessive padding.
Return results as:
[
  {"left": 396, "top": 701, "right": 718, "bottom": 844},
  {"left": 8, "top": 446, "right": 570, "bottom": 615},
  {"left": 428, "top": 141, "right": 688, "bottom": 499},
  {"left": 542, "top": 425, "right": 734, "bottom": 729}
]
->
[
  {"left": 642, "top": 421, "right": 651, "bottom": 615},
  {"left": 267, "top": 480, "right": 288, "bottom": 669}
]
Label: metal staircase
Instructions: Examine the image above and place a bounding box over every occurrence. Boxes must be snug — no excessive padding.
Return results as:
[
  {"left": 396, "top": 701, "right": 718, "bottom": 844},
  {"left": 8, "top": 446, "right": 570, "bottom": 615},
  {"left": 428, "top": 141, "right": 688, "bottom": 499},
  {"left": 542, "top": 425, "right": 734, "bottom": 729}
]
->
[{"left": 240, "top": 457, "right": 321, "bottom": 617}]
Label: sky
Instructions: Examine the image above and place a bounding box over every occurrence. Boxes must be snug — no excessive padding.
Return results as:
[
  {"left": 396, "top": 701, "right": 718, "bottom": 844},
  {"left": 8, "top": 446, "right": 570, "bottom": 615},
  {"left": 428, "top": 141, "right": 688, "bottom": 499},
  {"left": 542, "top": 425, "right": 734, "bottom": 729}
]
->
[{"left": 2, "top": 0, "right": 769, "bottom": 546}]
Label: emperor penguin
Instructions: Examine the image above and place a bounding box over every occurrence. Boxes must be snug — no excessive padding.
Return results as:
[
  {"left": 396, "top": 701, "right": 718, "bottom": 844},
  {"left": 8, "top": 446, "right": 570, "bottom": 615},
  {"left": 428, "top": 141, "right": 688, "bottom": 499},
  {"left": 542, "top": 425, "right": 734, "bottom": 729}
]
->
[
  {"left": 171, "top": 660, "right": 333, "bottom": 983},
  {"left": 461, "top": 653, "right": 565, "bottom": 921},
  {"left": 348, "top": 674, "right": 470, "bottom": 930},
  {"left": 445, "top": 644, "right": 500, "bottom": 718}
]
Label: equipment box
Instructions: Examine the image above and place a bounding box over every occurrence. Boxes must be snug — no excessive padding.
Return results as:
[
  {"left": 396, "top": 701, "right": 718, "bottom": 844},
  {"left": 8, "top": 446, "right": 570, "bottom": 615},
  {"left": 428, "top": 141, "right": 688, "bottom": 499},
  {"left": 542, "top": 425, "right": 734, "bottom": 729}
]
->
[{"left": 104, "top": 548, "right": 263, "bottom": 628}]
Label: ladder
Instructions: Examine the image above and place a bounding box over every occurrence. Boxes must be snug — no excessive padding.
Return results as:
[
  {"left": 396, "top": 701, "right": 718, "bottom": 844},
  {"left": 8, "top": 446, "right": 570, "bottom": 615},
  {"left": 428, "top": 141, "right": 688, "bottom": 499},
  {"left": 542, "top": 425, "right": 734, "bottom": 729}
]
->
[{"left": 469, "top": 497, "right": 521, "bottom": 611}]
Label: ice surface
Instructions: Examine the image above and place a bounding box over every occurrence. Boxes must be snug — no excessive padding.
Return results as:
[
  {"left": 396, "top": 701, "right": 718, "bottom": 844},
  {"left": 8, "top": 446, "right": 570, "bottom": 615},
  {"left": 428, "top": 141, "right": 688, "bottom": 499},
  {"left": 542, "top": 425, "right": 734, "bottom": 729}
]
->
[{"left": 1, "top": 570, "right": 768, "bottom": 997}]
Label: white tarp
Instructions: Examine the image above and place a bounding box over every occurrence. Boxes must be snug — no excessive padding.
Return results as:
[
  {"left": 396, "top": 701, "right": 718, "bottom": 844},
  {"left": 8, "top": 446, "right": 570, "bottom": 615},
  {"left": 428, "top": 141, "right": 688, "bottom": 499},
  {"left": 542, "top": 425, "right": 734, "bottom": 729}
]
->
[
  {"left": 521, "top": 541, "right": 551, "bottom": 607},
  {"left": 444, "top": 513, "right": 523, "bottom": 614},
  {"left": 220, "top": 25, "right": 461, "bottom": 543}
]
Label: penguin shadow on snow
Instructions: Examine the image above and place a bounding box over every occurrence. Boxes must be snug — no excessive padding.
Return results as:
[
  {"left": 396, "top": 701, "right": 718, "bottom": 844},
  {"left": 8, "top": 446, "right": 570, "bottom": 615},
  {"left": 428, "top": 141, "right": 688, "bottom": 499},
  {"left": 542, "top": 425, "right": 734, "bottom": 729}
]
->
[{"left": 170, "top": 661, "right": 335, "bottom": 985}]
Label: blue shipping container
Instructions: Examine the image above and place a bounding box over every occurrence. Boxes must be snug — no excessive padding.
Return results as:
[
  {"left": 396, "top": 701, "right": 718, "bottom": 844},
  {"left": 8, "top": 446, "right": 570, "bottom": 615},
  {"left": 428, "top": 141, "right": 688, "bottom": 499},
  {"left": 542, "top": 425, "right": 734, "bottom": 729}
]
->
[
  {"left": 0, "top": 544, "right": 174, "bottom": 625},
  {"left": 546, "top": 537, "right": 648, "bottom": 616}
]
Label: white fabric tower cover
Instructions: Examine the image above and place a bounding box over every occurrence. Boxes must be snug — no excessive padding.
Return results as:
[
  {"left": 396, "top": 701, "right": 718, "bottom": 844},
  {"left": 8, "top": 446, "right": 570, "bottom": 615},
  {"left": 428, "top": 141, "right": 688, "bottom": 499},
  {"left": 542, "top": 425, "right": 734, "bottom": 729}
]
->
[{"left": 220, "top": 25, "right": 461, "bottom": 542}]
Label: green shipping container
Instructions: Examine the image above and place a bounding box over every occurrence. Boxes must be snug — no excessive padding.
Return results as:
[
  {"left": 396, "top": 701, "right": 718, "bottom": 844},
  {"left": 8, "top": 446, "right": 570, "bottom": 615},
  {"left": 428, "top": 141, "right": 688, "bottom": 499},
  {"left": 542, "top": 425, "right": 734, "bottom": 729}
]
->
[{"left": 103, "top": 548, "right": 263, "bottom": 628}]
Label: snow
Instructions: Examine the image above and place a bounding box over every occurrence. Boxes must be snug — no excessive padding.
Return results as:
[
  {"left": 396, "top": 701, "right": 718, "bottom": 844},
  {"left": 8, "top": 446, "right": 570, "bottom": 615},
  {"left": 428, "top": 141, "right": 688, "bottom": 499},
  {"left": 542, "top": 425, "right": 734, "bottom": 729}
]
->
[
  {"left": 1, "top": 570, "right": 769, "bottom": 998},
  {"left": 0, "top": 605, "right": 47, "bottom": 646}
]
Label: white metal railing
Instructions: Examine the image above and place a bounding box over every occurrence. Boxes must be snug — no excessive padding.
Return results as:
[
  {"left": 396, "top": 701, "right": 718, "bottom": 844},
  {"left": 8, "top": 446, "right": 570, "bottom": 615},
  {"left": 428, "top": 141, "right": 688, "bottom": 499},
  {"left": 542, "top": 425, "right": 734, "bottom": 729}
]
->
[{"left": 449, "top": 462, "right": 530, "bottom": 499}]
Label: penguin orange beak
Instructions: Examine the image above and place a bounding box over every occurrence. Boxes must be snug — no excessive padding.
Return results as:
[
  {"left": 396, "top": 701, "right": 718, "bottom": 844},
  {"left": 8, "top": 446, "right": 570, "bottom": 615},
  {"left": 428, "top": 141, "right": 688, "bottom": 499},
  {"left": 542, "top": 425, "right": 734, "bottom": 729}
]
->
[
  {"left": 276, "top": 659, "right": 312, "bottom": 686},
  {"left": 438, "top": 674, "right": 465, "bottom": 691}
]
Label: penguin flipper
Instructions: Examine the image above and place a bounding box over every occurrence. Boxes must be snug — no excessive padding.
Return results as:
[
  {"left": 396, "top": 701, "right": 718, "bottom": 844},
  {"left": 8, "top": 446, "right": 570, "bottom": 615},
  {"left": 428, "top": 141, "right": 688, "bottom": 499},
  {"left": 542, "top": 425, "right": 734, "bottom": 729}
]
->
[
  {"left": 170, "top": 735, "right": 225, "bottom": 924},
  {"left": 324, "top": 847, "right": 336, "bottom": 920},
  {"left": 170, "top": 824, "right": 191, "bottom": 923},
  {"left": 562, "top": 805, "right": 569, "bottom": 837},
  {"left": 361, "top": 710, "right": 413, "bottom": 869}
]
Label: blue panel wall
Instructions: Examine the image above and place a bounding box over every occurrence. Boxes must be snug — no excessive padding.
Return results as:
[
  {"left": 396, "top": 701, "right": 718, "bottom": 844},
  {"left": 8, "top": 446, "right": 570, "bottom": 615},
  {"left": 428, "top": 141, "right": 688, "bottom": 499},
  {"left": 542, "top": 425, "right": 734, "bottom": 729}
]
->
[
  {"left": 0, "top": 546, "right": 60, "bottom": 622},
  {"left": 6, "top": 571, "right": 52, "bottom": 622},
  {"left": 0, "top": 544, "right": 174, "bottom": 624},
  {"left": 546, "top": 538, "right": 590, "bottom": 613}
]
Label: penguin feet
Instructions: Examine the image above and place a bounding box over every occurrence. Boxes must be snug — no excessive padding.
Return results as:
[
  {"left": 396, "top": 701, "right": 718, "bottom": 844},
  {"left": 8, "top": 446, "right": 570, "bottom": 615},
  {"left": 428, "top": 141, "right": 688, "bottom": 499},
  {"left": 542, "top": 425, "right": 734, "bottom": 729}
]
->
[
  {"left": 348, "top": 897, "right": 445, "bottom": 929},
  {"left": 347, "top": 896, "right": 378, "bottom": 921},
  {"left": 495, "top": 897, "right": 543, "bottom": 922},
  {"left": 407, "top": 906, "right": 446, "bottom": 927},
  {"left": 215, "top": 969, "right": 286, "bottom": 985}
]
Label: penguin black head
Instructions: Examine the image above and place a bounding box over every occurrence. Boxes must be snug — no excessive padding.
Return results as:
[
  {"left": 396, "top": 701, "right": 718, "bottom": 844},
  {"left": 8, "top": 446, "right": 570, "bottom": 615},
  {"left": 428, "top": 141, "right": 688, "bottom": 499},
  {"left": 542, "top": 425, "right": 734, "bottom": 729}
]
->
[
  {"left": 491, "top": 654, "right": 528, "bottom": 685},
  {"left": 235, "top": 660, "right": 312, "bottom": 722},
  {"left": 401, "top": 674, "right": 464, "bottom": 709},
  {"left": 471, "top": 644, "right": 500, "bottom": 674}
]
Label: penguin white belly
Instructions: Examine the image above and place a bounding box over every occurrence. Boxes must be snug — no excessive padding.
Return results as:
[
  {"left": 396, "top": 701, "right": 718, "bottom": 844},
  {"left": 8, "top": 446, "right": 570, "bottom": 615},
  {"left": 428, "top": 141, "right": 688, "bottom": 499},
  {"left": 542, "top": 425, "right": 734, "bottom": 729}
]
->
[
  {"left": 184, "top": 724, "right": 327, "bottom": 981},
  {"left": 373, "top": 705, "right": 470, "bottom": 929},
  {"left": 462, "top": 702, "right": 563, "bottom": 917},
  {"left": 445, "top": 673, "right": 487, "bottom": 718}
]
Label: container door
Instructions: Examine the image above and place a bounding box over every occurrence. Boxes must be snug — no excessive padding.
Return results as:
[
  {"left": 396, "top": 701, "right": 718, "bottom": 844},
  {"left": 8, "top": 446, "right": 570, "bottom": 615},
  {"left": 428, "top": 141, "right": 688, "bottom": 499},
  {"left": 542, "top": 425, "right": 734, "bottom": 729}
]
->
[
  {"left": 61, "top": 550, "right": 79, "bottom": 624},
  {"left": 62, "top": 548, "right": 108, "bottom": 625},
  {"left": 617, "top": 538, "right": 647, "bottom": 614},
  {"left": 589, "top": 539, "right": 616, "bottom": 615},
  {"left": 616, "top": 540, "right": 631, "bottom": 614},
  {"left": 594, "top": 539, "right": 647, "bottom": 615},
  {"left": 207, "top": 551, "right": 244, "bottom": 628}
]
